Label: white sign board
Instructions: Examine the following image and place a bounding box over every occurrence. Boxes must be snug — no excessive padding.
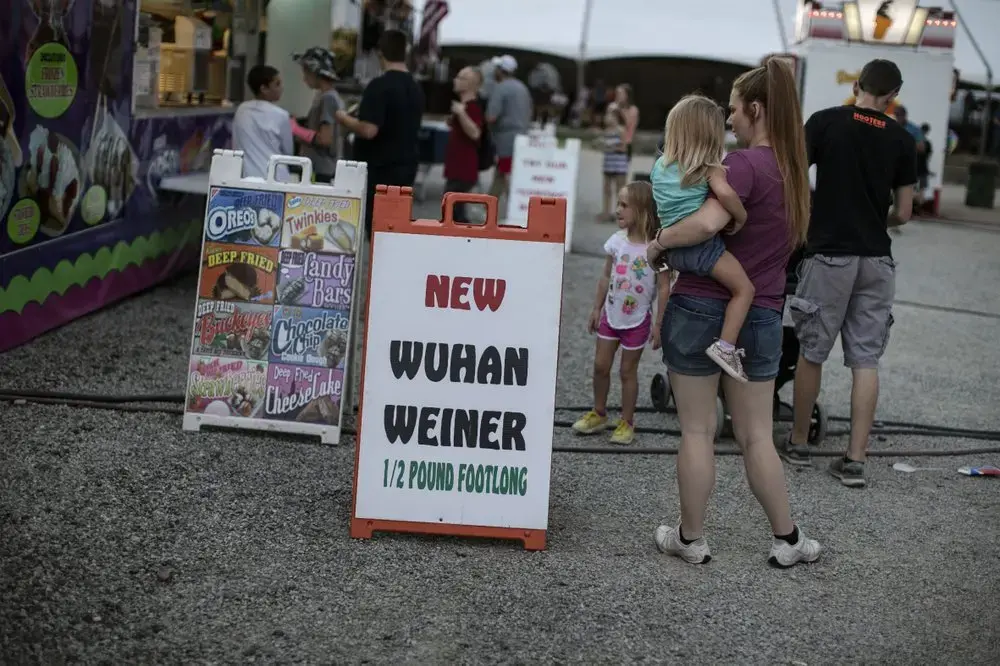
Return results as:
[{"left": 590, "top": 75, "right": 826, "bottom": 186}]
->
[
  {"left": 353, "top": 229, "right": 564, "bottom": 535},
  {"left": 506, "top": 134, "right": 580, "bottom": 253}
]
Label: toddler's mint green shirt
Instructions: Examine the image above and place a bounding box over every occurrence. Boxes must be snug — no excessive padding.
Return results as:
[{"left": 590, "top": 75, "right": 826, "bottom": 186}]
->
[{"left": 651, "top": 155, "right": 708, "bottom": 228}]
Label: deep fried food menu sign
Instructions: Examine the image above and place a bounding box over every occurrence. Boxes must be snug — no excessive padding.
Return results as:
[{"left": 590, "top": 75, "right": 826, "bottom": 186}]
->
[
  {"left": 353, "top": 231, "right": 564, "bottom": 534},
  {"left": 182, "top": 169, "right": 364, "bottom": 445}
]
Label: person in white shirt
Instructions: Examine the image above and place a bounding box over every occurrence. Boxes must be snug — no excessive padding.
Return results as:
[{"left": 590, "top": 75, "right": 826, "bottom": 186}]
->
[{"left": 233, "top": 65, "right": 293, "bottom": 179}]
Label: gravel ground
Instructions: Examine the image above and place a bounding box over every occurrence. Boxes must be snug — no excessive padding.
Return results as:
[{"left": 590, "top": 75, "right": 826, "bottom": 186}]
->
[{"left": 2, "top": 171, "right": 1000, "bottom": 663}]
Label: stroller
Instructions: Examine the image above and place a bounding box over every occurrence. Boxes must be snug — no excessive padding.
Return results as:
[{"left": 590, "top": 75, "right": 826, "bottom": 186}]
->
[{"left": 649, "top": 247, "right": 829, "bottom": 443}]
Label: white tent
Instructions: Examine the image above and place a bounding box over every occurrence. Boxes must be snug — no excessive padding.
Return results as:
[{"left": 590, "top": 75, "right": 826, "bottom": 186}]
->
[{"left": 412, "top": 0, "right": 999, "bottom": 86}]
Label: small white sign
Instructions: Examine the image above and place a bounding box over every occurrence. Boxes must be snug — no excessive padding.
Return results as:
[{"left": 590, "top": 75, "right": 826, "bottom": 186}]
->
[
  {"left": 133, "top": 61, "right": 153, "bottom": 96},
  {"left": 505, "top": 134, "right": 580, "bottom": 253},
  {"left": 353, "top": 232, "right": 564, "bottom": 531}
]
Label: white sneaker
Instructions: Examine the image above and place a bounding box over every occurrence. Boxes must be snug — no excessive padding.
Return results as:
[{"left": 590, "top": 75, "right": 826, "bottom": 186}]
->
[
  {"left": 654, "top": 524, "right": 712, "bottom": 564},
  {"left": 768, "top": 527, "right": 822, "bottom": 568}
]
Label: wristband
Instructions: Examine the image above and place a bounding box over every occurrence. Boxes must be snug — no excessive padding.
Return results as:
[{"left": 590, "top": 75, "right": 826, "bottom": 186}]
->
[
  {"left": 290, "top": 118, "right": 317, "bottom": 144},
  {"left": 652, "top": 231, "right": 666, "bottom": 251}
]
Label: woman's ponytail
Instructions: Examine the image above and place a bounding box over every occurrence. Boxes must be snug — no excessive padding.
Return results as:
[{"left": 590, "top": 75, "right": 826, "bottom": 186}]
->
[{"left": 764, "top": 57, "right": 811, "bottom": 246}]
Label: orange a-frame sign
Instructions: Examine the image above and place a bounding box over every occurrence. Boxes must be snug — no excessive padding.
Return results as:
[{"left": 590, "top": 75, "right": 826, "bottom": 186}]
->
[{"left": 350, "top": 187, "right": 566, "bottom": 551}]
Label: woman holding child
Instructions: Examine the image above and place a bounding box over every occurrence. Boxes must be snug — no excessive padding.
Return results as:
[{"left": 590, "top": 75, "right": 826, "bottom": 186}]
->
[{"left": 647, "top": 58, "right": 823, "bottom": 568}]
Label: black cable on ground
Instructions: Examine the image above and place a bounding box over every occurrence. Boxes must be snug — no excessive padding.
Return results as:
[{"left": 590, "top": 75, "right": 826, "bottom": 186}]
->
[
  {"left": 4, "top": 392, "right": 1000, "bottom": 456},
  {"left": 554, "top": 405, "right": 1000, "bottom": 439},
  {"left": 2, "top": 395, "right": 184, "bottom": 415},
  {"left": 5, "top": 391, "right": 997, "bottom": 439},
  {"left": 551, "top": 445, "right": 1000, "bottom": 456},
  {"left": 548, "top": 420, "right": 1000, "bottom": 443},
  {"left": 0, "top": 389, "right": 184, "bottom": 404}
]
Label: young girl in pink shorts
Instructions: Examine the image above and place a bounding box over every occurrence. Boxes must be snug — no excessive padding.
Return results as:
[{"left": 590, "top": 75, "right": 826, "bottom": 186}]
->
[{"left": 573, "top": 181, "right": 673, "bottom": 444}]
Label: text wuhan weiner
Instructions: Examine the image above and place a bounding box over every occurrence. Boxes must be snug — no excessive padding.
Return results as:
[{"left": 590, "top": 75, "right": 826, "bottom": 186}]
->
[
  {"left": 380, "top": 273, "right": 537, "bottom": 454},
  {"left": 373, "top": 272, "right": 539, "bottom": 498}
]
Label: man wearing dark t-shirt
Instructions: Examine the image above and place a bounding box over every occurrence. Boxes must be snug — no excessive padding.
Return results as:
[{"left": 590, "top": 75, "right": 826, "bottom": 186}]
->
[
  {"left": 782, "top": 59, "right": 917, "bottom": 489},
  {"left": 335, "top": 29, "right": 424, "bottom": 237},
  {"left": 915, "top": 122, "right": 932, "bottom": 212}
]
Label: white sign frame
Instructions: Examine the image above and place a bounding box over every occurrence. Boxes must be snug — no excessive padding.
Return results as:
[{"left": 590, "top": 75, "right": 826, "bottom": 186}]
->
[
  {"left": 182, "top": 150, "right": 368, "bottom": 444},
  {"left": 505, "top": 133, "right": 580, "bottom": 254},
  {"left": 351, "top": 191, "right": 567, "bottom": 550}
]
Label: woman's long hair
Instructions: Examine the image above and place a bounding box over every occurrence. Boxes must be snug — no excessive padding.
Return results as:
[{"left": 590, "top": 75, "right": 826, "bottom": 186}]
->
[{"left": 732, "top": 58, "right": 810, "bottom": 247}]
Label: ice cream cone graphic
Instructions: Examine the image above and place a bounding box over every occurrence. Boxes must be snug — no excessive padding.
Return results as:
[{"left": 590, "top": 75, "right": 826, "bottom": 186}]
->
[{"left": 874, "top": 1, "right": 893, "bottom": 40}]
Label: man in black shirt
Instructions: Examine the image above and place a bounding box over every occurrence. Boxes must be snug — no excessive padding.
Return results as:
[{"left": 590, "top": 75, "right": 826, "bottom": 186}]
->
[
  {"left": 335, "top": 29, "right": 424, "bottom": 237},
  {"left": 915, "top": 122, "right": 932, "bottom": 213},
  {"left": 780, "top": 59, "right": 917, "bottom": 489}
]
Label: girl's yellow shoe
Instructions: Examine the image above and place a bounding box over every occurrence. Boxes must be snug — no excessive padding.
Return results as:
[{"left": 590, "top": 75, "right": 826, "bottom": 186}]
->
[
  {"left": 610, "top": 420, "right": 635, "bottom": 445},
  {"left": 571, "top": 410, "right": 609, "bottom": 434}
]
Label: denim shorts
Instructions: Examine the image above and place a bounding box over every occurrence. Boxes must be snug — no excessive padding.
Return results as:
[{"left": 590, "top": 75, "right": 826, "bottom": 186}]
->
[
  {"left": 661, "top": 294, "right": 783, "bottom": 381},
  {"left": 664, "top": 234, "right": 726, "bottom": 276}
]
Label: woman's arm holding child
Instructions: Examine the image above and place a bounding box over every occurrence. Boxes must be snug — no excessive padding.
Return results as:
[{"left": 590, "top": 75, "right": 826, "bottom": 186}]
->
[
  {"left": 649, "top": 269, "right": 673, "bottom": 349},
  {"left": 646, "top": 199, "right": 731, "bottom": 266},
  {"left": 707, "top": 166, "right": 747, "bottom": 232},
  {"left": 648, "top": 153, "right": 754, "bottom": 264},
  {"left": 589, "top": 257, "right": 614, "bottom": 333}
]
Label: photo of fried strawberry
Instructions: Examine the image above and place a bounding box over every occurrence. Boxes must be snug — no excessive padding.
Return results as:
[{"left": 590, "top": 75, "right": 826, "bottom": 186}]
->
[{"left": 20, "top": 125, "right": 82, "bottom": 237}]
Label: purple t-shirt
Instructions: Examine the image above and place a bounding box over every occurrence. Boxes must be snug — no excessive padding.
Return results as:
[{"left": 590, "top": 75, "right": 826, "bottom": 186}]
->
[{"left": 672, "top": 146, "right": 791, "bottom": 312}]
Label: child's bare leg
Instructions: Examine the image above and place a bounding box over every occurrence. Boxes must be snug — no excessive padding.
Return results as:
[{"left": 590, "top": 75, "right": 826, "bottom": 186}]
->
[
  {"left": 593, "top": 338, "right": 619, "bottom": 414},
  {"left": 601, "top": 175, "right": 612, "bottom": 218},
  {"left": 710, "top": 251, "right": 755, "bottom": 346},
  {"left": 612, "top": 175, "right": 625, "bottom": 214},
  {"left": 704, "top": 251, "right": 754, "bottom": 382},
  {"left": 619, "top": 348, "right": 643, "bottom": 424}
]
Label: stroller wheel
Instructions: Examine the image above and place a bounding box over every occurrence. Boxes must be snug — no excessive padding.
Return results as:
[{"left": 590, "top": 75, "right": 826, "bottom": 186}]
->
[
  {"left": 650, "top": 373, "right": 672, "bottom": 411},
  {"left": 717, "top": 385, "right": 733, "bottom": 438},
  {"left": 809, "top": 402, "right": 828, "bottom": 445},
  {"left": 715, "top": 396, "right": 726, "bottom": 441}
]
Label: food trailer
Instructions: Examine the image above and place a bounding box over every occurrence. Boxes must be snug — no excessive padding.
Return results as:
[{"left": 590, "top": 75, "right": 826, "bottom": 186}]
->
[
  {"left": 0, "top": 0, "right": 255, "bottom": 352},
  {"left": 0, "top": 0, "right": 448, "bottom": 352},
  {"left": 786, "top": 0, "right": 957, "bottom": 213}
]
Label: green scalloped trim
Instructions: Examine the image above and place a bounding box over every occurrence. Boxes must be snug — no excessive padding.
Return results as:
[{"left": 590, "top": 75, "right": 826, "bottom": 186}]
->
[{"left": 0, "top": 219, "right": 202, "bottom": 315}]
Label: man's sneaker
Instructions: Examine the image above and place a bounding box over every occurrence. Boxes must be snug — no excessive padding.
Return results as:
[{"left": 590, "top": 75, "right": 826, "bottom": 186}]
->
[
  {"left": 768, "top": 528, "right": 823, "bottom": 569},
  {"left": 828, "top": 457, "right": 866, "bottom": 488},
  {"left": 572, "top": 410, "right": 609, "bottom": 434},
  {"left": 705, "top": 341, "right": 748, "bottom": 382},
  {"left": 654, "top": 524, "right": 712, "bottom": 564},
  {"left": 609, "top": 420, "right": 635, "bottom": 445},
  {"left": 776, "top": 435, "right": 812, "bottom": 466}
]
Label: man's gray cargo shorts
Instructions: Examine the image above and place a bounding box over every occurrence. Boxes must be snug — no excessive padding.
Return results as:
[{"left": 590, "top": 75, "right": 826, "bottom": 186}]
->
[{"left": 789, "top": 254, "right": 895, "bottom": 369}]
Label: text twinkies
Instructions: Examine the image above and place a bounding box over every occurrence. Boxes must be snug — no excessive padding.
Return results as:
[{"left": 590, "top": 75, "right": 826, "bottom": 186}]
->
[{"left": 383, "top": 458, "right": 528, "bottom": 496}]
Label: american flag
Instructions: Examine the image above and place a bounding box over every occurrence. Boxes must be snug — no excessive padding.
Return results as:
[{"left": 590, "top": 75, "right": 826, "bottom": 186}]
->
[{"left": 418, "top": 0, "right": 449, "bottom": 55}]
